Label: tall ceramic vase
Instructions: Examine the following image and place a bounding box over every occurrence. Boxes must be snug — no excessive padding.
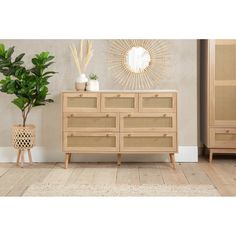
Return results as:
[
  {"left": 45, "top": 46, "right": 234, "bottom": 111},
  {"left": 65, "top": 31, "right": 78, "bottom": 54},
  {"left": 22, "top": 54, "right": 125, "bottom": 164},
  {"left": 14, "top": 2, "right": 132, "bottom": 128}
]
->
[{"left": 75, "top": 73, "right": 88, "bottom": 91}]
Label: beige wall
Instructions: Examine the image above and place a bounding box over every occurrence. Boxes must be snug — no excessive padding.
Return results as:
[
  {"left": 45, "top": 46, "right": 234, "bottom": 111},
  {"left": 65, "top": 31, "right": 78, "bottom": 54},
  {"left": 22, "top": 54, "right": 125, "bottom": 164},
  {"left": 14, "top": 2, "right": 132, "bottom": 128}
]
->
[{"left": 0, "top": 40, "right": 198, "bottom": 161}]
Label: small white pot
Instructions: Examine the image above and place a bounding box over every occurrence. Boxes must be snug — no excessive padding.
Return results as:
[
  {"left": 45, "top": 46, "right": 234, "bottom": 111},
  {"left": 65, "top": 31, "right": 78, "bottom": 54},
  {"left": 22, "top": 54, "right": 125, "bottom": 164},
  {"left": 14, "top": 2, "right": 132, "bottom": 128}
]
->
[{"left": 86, "top": 80, "right": 99, "bottom": 91}]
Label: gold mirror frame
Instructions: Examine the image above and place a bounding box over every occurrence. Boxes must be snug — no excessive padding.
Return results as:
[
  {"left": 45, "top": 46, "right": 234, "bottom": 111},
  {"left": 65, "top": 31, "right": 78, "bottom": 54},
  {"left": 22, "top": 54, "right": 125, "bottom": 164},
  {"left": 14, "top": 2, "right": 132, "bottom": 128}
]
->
[{"left": 108, "top": 40, "right": 169, "bottom": 89}]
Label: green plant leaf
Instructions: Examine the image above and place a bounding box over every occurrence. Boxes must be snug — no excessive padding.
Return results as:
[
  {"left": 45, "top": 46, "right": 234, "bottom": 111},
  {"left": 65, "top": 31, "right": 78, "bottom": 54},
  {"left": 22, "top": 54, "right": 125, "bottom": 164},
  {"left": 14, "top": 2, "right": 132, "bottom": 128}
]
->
[
  {"left": 0, "top": 44, "right": 5, "bottom": 56},
  {"left": 6, "top": 47, "right": 14, "bottom": 59},
  {"left": 12, "top": 97, "right": 28, "bottom": 110},
  {"left": 14, "top": 53, "right": 25, "bottom": 62}
]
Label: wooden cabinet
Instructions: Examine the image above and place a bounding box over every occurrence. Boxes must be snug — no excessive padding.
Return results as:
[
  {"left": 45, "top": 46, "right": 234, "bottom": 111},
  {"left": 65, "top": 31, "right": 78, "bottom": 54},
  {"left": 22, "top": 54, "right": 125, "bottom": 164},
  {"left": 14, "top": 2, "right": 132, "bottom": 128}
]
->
[
  {"left": 62, "top": 91, "right": 178, "bottom": 169},
  {"left": 201, "top": 40, "right": 236, "bottom": 162}
]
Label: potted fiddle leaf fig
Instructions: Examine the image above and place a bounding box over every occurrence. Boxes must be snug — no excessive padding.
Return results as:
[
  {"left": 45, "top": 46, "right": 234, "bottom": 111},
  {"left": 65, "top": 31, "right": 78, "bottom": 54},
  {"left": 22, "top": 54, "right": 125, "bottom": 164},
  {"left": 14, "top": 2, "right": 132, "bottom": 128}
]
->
[{"left": 0, "top": 43, "right": 56, "bottom": 155}]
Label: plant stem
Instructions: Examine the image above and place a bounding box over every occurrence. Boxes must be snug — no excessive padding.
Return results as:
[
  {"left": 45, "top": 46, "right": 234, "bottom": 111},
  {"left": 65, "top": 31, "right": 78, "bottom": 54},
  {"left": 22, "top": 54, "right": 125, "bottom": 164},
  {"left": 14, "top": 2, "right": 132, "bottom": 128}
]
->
[{"left": 22, "top": 104, "right": 32, "bottom": 127}]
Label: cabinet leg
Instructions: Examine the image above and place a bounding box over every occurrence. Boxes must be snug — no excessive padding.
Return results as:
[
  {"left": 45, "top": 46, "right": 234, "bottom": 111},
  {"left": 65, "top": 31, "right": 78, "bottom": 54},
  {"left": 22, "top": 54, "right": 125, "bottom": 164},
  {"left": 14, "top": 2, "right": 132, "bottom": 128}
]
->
[
  {"left": 16, "top": 150, "right": 21, "bottom": 166},
  {"left": 20, "top": 150, "right": 25, "bottom": 168},
  {"left": 169, "top": 153, "right": 176, "bottom": 170},
  {"left": 64, "top": 153, "right": 70, "bottom": 169},
  {"left": 117, "top": 153, "right": 122, "bottom": 166},
  {"left": 209, "top": 149, "right": 213, "bottom": 163},
  {"left": 28, "top": 149, "right": 33, "bottom": 165},
  {"left": 68, "top": 153, "right": 72, "bottom": 163}
]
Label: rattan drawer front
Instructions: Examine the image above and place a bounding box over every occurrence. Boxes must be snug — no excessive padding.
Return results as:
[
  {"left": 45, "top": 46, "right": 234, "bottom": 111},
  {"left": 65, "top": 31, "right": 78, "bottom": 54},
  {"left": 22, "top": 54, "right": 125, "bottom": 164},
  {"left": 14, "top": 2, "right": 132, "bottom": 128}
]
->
[
  {"left": 64, "top": 132, "right": 119, "bottom": 152},
  {"left": 120, "top": 133, "right": 177, "bottom": 152},
  {"left": 64, "top": 113, "right": 119, "bottom": 132},
  {"left": 63, "top": 93, "right": 100, "bottom": 112},
  {"left": 139, "top": 93, "right": 176, "bottom": 112},
  {"left": 210, "top": 128, "right": 236, "bottom": 148},
  {"left": 101, "top": 93, "right": 138, "bottom": 112},
  {"left": 120, "top": 113, "right": 176, "bottom": 132}
]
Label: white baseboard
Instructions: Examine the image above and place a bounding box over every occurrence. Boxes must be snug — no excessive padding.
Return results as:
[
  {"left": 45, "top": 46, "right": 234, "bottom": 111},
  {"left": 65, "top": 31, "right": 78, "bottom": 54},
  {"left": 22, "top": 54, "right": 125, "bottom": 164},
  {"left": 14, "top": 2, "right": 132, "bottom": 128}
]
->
[{"left": 0, "top": 146, "right": 198, "bottom": 162}]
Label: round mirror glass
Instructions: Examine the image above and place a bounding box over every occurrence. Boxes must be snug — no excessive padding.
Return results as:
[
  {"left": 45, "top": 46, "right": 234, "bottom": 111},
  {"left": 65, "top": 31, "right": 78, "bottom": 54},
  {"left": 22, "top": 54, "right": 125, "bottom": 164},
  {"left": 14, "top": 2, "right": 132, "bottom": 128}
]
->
[{"left": 125, "top": 47, "right": 151, "bottom": 73}]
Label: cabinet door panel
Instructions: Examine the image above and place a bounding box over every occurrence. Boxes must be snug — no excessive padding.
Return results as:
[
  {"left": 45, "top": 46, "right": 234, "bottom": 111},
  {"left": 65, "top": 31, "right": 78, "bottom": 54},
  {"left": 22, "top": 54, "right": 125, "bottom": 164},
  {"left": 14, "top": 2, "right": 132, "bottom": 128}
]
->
[
  {"left": 120, "top": 133, "right": 177, "bottom": 152},
  {"left": 64, "top": 113, "right": 119, "bottom": 132},
  {"left": 101, "top": 93, "right": 138, "bottom": 112},
  {"left": 120, "top": 113, "right": 176, "bottom": 132},
  {"left": 139, "top": 93, "right": 176, "bottom": 112},
  {"left": 63, "top": 93, "right": 100, "bottom": 112},
  {"left": 210, "top": 40, "right": 236, "bottom": 126},
  {"left": 210, "top": 128, "right": 236, "bottom": 148},
  {"left": 64, "top": 132, "right": 119, "bottom": 152}
]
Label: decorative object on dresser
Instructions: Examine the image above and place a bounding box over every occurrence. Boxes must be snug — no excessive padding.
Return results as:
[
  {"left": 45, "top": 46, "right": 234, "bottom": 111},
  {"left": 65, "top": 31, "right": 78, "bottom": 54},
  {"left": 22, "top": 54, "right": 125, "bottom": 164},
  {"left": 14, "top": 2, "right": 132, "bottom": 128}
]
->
[
  {"left": 201, "top": 40, "right": 236, "bottom": 162},
  {"left": 70, "top": 40, "right": 93, "bottom": 91},
  {"left": 62, "top": 91, "right": 178, "bottom": 169},
  {"left": 0, "top": 43, "right": 56, "bottom": 167},
  {"left": 87, "top": 73, "right": 99, "bottom": 91},
  {"left": 108, "top": 40, "right": 170, "bottom": 89}
]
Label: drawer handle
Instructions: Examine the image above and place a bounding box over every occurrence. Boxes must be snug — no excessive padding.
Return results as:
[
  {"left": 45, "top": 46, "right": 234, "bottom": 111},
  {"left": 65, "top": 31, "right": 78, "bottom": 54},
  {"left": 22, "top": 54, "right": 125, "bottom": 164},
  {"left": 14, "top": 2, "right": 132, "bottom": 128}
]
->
[
  {"left": 155, "top": 94, "right": 159, "bottom": 97},
  {"left": 226, "top": 130, "right": 230, "bottom": 133},
  {"left": 106, "top": 134, "right": 110, "bottom": 137},
  {"left": 70, "top": 114, "right": 74, "bottom": 118},
  {"left": 106, "top": 114, "right": 110, "bottom": 118},
  {"left": 163, "top": 114, "right": 167, "bottom": 117},
  {"left": 70, "top": 133, "right": 74, "bottom": 137},
  {"left": 127, "top": 114, "right": 131, "bottom": 117},
  {"left": 79, "top": 94, "right": 83, "bottom": 97},
  {"left": 128, "top": 134, "right": 131, "bottom": 137},
  {"left": 117, "top": 94, "right": 121, "bottom": 97},
  {"left": 163, "top": 134, "right": 167, "bottom": 137}
]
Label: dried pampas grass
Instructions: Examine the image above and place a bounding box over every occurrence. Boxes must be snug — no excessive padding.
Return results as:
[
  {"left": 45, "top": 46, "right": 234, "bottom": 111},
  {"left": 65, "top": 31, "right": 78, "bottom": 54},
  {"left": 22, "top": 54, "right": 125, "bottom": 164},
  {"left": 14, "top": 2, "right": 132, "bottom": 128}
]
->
[{"left": 70, "top": 40, "right": 93, "bottom": 74}]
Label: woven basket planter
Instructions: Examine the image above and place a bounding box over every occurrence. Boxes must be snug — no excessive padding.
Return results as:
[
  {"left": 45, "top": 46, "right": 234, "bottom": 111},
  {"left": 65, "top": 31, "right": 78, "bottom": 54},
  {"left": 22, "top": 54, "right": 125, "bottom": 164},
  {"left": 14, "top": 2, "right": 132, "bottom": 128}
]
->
[{"left": 12, "top": 125, "right": 36, "bottom": 150}]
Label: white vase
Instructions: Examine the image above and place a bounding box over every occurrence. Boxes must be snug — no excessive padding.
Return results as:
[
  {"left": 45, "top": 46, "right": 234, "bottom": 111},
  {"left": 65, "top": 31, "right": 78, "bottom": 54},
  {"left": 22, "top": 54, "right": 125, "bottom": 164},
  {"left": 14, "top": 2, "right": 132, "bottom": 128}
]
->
[
  {"left": 76, "top": 73, "right": 88, "bottom": 83},
  {"left": 75, "top": 74, "right": 88, "bottom": 91},
  {"left": 86, "top": 80, "right": 99, "bottom": 91}
]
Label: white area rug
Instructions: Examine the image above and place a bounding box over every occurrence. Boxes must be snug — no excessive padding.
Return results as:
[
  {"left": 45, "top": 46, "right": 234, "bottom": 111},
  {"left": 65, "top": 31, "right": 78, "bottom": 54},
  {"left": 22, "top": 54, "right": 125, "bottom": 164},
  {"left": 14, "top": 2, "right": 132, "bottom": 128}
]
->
[{"left": 23, "top": 184, "right": 220, "bottom": 196}]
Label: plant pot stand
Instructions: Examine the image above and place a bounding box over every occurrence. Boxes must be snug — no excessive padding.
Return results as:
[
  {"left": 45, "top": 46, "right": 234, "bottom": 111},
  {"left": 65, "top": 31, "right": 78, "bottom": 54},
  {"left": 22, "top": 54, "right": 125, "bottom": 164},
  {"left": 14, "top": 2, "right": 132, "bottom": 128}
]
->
[{"left": 16, "top": 149, "right": 33, "bottom": 168}]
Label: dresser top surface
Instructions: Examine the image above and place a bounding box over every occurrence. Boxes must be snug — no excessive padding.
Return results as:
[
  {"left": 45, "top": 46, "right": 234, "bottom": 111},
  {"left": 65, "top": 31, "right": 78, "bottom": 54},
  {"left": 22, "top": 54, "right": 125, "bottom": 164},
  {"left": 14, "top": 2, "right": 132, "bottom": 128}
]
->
[{"left": 63, "top": 90, "right": 177, "bottom": 93}]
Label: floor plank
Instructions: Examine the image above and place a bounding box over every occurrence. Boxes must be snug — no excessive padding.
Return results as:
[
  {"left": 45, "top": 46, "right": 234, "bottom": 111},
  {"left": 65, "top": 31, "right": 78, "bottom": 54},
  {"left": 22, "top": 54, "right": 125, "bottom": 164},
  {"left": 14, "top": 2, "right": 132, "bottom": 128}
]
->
[
  {"left": 7, "top": 168, "right": 52, "bottom": 196},
  {"left": 159, "top": 164, "right": 189, "bottom": 185},
  {"left": 215, "top": 184, "right": 236, "bottom": 196},
  {"left": 180, "top": 163, "right": 212, "bottom": 185},
  {"left": 0, "top": 168, "right": 28, "bottom": 196},
  {"left": 93, "top": 167, "right": 117, "bottom": 184},
  {"left": 42, "top": 167, "right": 74, "bottom": 185},
  {"left": 139, "top": 167, "right": 164, "bottom": 184},
  {"left": 116, "top": 166, "right": 140, "bottom": 185}
]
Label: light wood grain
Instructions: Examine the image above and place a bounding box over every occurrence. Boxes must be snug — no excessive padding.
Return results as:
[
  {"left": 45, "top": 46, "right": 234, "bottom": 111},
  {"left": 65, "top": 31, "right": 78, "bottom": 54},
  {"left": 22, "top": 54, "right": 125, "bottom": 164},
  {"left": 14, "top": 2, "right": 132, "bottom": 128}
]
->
[
  {"left": 1, "top": 157, "right": 236, "bottom": 196},
  {"left": 116, "top": 166, "right": 140, "bottom": 185},
  {"left": 139, "top": 167, "right": 164, "bottom": 184}
]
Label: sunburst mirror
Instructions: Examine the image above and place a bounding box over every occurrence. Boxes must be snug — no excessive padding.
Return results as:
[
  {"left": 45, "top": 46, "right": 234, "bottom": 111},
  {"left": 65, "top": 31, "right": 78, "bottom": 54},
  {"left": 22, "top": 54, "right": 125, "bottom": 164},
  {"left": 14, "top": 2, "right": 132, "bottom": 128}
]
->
[{"left": 108, "top": 40, "right": 169, "bottom": 89}]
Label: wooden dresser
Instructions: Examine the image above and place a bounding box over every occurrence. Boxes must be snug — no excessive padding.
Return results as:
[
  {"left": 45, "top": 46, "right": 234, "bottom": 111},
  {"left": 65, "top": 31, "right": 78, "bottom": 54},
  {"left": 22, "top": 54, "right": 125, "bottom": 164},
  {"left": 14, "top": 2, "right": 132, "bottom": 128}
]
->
[{"left": 62, "top": 91, "right": 178, "bottom": 169}]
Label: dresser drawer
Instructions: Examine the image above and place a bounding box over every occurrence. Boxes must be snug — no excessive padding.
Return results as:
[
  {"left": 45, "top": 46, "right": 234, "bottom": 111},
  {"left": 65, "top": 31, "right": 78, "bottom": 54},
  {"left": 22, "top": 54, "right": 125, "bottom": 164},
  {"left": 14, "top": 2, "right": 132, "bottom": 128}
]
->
[
  {"left": 63, "top": 93, "right": 100, "bottom": 112},
  {"left": 64, "top": 132, "right": 119, "bottom": 152},
  {"left": 101, "top": 93, "right": 138, "bottom": 112},
  {"left": 120, "top": 133, "right": 177, "bottom": 152},
  {"left": 64, "top": 113, "right": 119, "bottom": 132},
  {"left": 120, "top": 113, "right": 176, "bottom": 132},
  {"left": 139, "top": 93, "right": 176, "bottom": 112},
  {"left": 210, "top": 128, "right": 236, "bottom": 148}
]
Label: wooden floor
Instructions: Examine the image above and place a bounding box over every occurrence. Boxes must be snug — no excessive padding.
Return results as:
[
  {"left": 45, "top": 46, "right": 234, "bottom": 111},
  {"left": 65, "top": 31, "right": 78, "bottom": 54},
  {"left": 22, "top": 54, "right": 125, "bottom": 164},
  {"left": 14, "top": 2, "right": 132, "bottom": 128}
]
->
[{"left": 0, "top": 156, "right": 236, "bottom": 196}]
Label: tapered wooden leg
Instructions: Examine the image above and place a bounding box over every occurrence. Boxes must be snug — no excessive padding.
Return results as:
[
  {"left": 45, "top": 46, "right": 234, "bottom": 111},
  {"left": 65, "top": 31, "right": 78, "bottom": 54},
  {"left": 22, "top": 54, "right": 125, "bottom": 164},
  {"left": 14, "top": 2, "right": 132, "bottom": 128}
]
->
[
  {"left": 20, "top": 150, "right": 25, "bottom": 168},
  {"left": 68, "top": 153, "right": 72, "bottom": 163},
  {"left": 169, "top": 153, "right": 176, "bottom": 170},
  {"left": 209, "top": 149, "right": 213, "bottom": 163},
  {"left": 117, "top": 153, "right": 122, "bottom": 166},
  {"left": 64, "top": 153, "right": 70, "bottom": 169},
  {"left": 16, "top": 150, "right": 21, "bottom": 166},
  {"left": 27, "top": 149, "right": 33, "bottom": 165}
]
